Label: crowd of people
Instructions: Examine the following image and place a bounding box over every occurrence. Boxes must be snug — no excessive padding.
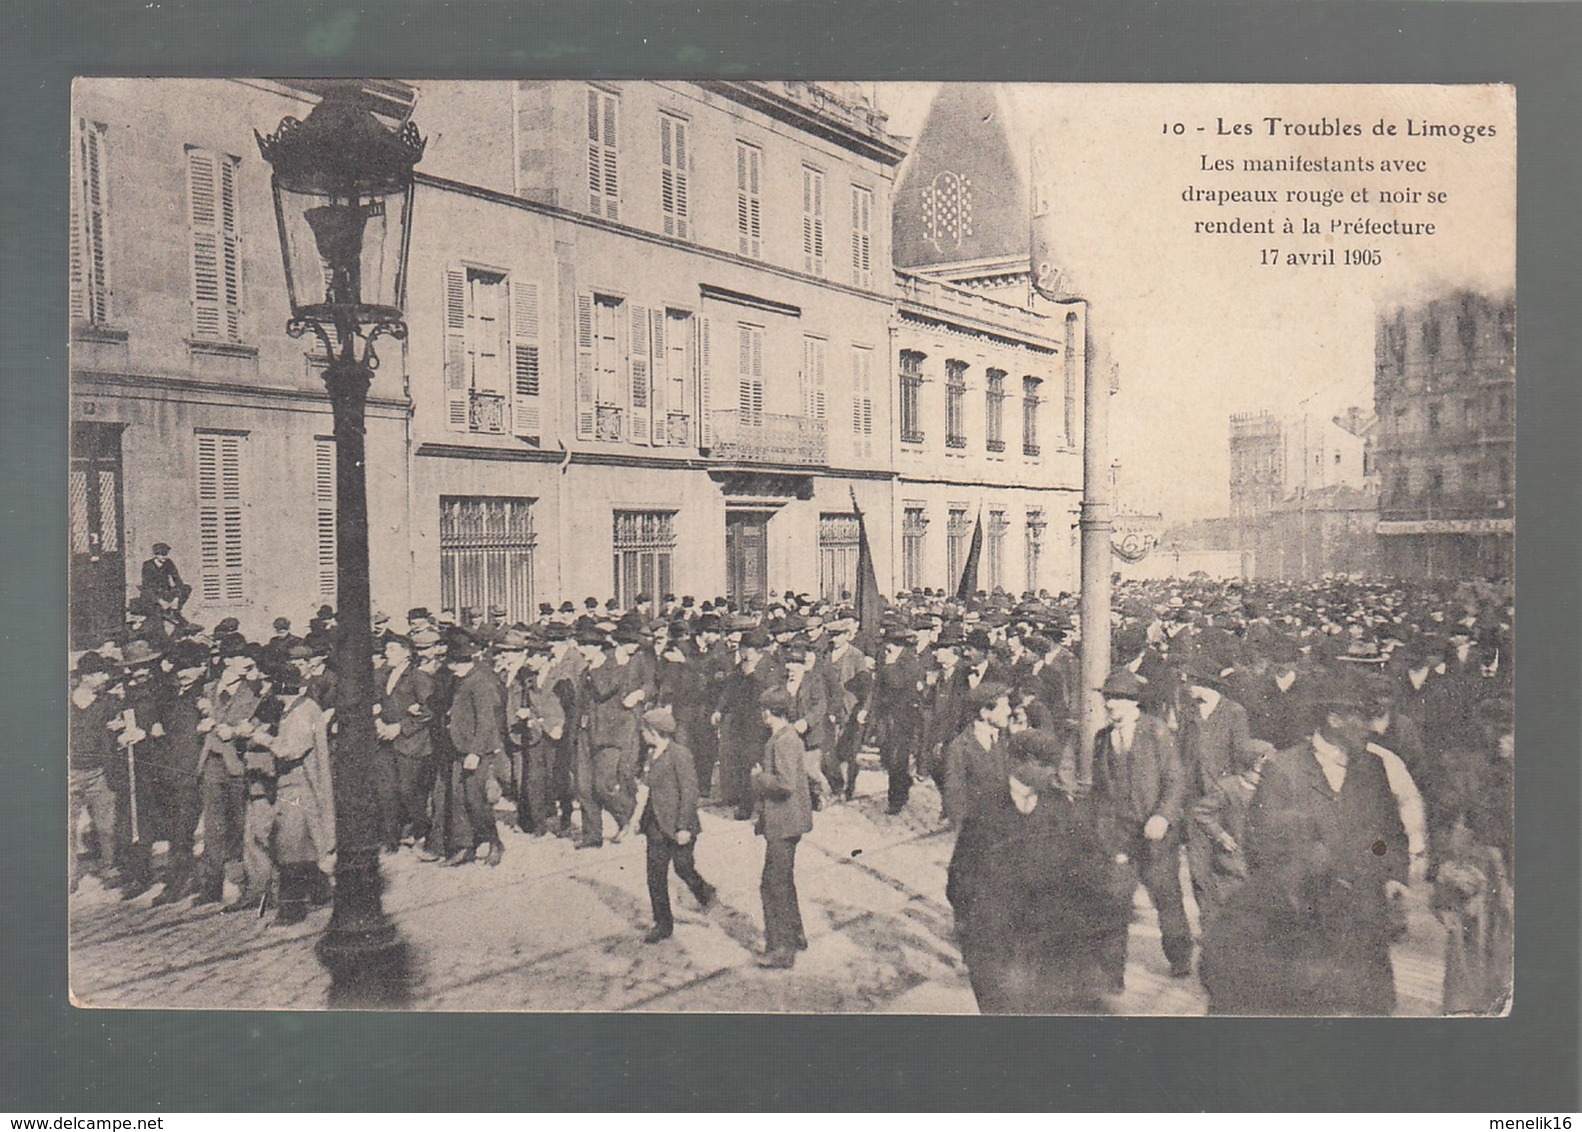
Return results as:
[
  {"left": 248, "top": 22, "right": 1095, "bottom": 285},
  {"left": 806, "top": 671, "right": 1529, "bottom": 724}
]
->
[{"left": 70, "top": 544, "right": 1514, "bottom": 1013}]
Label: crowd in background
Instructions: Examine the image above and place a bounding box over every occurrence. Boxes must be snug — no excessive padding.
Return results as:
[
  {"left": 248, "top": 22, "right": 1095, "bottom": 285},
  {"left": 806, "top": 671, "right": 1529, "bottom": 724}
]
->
[{"left": 70, "top": 548, "right": 1514, "bottom": 1012}]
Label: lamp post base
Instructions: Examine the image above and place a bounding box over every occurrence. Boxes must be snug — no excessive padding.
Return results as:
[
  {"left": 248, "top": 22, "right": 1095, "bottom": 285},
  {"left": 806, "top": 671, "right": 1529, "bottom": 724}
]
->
[{"left": 315, "top": 847, "right": 411, "bottom": 1007}]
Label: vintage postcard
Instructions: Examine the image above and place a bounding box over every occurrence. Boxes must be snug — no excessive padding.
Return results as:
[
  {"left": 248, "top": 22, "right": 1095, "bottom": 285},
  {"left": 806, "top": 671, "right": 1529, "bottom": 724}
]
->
[{"left": 67, "top": 80, "right": 1514, "bottom": 1014}]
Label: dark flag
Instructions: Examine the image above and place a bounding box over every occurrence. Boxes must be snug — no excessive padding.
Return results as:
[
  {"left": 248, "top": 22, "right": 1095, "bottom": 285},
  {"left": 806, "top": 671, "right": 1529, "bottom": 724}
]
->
[
  {"left": 849, "top": 486, "right": 882, "bottom": 653},
  {"left": 956, "top": 510, "right": 984, "bottom": 601}
]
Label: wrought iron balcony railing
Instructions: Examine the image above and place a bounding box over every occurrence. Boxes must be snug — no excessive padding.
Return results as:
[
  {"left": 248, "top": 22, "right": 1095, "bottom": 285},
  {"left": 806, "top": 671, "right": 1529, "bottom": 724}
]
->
[
  {"left": 709, "top": 411, "right": 827, "bottom": 466},
  {"left": 469, "top": 391, "right": 506, "bottom": 435},
  {"left": 1023, "top": 441, "right": 1041, "bottom": 457},
  {"left": 661, "top": 411, "right": 692, "bottom": 447},
  {"left": 595, "top": 403, "right": 624, "bottom": 442}
]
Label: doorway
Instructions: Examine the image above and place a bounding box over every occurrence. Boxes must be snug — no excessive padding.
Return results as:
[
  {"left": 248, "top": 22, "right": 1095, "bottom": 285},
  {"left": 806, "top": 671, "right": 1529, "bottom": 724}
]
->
[
  {"left": 70, "top": 421, "right": 126, "bottom": 648},
  {"left": 725, "top": 511, "right": 769, "bottom": 606}
]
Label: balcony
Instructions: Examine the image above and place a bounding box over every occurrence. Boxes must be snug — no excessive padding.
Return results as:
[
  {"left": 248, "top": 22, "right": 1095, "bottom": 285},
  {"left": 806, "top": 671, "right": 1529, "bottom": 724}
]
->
[
  {"left": 660, "top": 410, "right": 692, "bottom": 447},
  {"left": 1023, "top": 442, "right": 1041, "bottom": 458},
  {"left": 709, "top": 411, "right": 827, "bottom": 466},
  {"left": 1379, "top": 492, "right": 1513, "bottom": 523},
  {"left": 986, "top": 438, "right": 1006, "bottom": 454},
  {"left": 595, "top": 403, "right": 624, "bottom": 442},
  {"left": 469, "top": 391, "right": 506, "bottom": 435},
  {"left": 895, "top": 271, "right": 1059, "bottom": 344}
]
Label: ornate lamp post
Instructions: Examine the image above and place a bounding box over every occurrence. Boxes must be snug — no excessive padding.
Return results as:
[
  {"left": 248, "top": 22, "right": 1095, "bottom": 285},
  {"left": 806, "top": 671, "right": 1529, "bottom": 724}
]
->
[{"left": 256, "top": 83, "right": 424, "bottom": 1001}]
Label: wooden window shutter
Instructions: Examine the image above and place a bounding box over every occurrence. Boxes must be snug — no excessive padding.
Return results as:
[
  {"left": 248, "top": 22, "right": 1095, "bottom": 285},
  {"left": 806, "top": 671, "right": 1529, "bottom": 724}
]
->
[
  {"left": 219, "top": 156, "right": 241, "bottom": 341},
  {"left": 443, "top": 268, "right": 469, "bottom": 430},
  {"left": 188, "top": 150, "right": 222, "bottom": 340},
  {"left": 629, "top": 304, "right": 651, "bottom": 443},
  {"left": 197, "top": 432, "right": 244, "bottom": 602},
  {"left": 801, "top": 335, "right": 826, "bottom": 422},
  {"left": 69, "top": 125, "right": 87, "bottom": 323},
  {"left": 575, "top": 292, "right": 596, "bottom": 438},
  {"left": 673, "top": 119, "right": 688, "bottom": 238},
  {"left": 649, "top": 309, "right": 669, "bottom": 444},
  {"left": 510, "top": 280, "right": 542, "bottom": 440},
  {"left": 314, "top": 438, "right": 337, "bottom": 598},
  {"left": 660, "top": 116, "right": 689, "bottom": 240},
  {"left": 697, "top": 316, "right": 713, "bottom": 446}
]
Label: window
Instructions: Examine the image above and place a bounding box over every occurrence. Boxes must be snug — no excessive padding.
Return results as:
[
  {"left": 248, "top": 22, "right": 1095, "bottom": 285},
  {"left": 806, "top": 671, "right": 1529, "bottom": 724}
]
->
[
  {"left": 187, "top": 148, "right": 242, "bottom": 342},
  {"left": 801, "top": 335, "right": 827, "bottom": 421},
  {"left": 70, "top": 119, "right": 111, "bottom": 325},
  {"left": 1427, "top": 402, "right": 1441, "bottom": 432},
  {"left": 195, "top": 431, "right": 244, "bottom": 603},
  {"left": 1429, "top": 468, "right": 1445, "bottom": 497},
  {"left": 1496, "top": 456, "right": 1511, "bottom": 496},
  {"left": 613, "top": 510, "right": 676, "bottom": 609},
  {"left": 586, "top": 87, "right": 619, "bottom": 219},
  {"left": 574, "top": 293, "right": 629, "bottom": 440},
  {"left": 1497, "top": 391, "right": 1511, "bottom": 421},
  {"left": 444, "top": 270, "right": 542, "bottom": 439},
  {"left": 1025, "top": 510, "right": 1045, "bottom": 594},
  {"left": 850, "top": 345, "right": 874, "bottom": 458},
  {"left": 899, "top": 350, "right": 925, "bottom": 444},
  {"left": 986, "top": 509, "right": 1008, "bottom": 591},
  {"left": 652, "top": 308, "right": 695, "bottom": 446},
  {"left": 314, "top": 438, "right": 336, "bottom": 599},
  {"left": 850, "top": 185, "right": 873, "bottom": 288},
  {"left": 902, "top": 506, "right": 928, "bottom": 592},
  {"left": 945, "top": 360, "right": 967, "bottom": 449},
  {"left": 1422, "top": 317, "right": 1441, "bottom": 359},
  {"left": 737, "top": 323, "right": 764, "bottom": 426},
  {"left": 985, "top": 369, "right": 1007, "bottom": 452},
  {"left": 440, "top": 496, "right": 536, "bottom": 624},
  {"left": 946, "top": 508, "right": 971, "bottom": 589},
  {"left": 1022, "top": 376, "right": 1043, "bottom": 456},
  {"left": 801, "top": 166, "right": 825, "bottom": 276},
  {"left": 659, "top": 113, "right": 689, "bottom": 239},
  {"left": 1463, "top": 397, "right": 1476, "bottom": 428},
  {"left": 736, "top": 142, "right": 762, "bottom": 259},
  {"left": 818, "top": 513, "right": 860, "bottom": 604}
]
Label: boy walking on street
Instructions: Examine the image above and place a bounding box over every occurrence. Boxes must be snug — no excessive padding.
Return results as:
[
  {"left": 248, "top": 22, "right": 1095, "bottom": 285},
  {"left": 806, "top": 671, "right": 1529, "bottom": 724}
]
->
[{"left": 637, "top": 707, "right": 716, "bottom": 943}]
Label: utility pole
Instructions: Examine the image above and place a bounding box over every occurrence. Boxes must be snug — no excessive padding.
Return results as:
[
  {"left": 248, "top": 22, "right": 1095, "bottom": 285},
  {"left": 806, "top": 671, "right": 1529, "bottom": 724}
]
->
[{"left": 1076, "top": 311, "right": 1110, "bottom": 786}]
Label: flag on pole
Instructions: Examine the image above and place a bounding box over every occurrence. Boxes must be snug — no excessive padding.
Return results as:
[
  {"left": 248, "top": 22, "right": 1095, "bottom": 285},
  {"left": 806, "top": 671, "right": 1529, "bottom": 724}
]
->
[
  {"left": 955, "top": 509, "right": 984, "bottom": 601},
  {"left": 849, "top": 486, "right": 882, "bottom": 652}
]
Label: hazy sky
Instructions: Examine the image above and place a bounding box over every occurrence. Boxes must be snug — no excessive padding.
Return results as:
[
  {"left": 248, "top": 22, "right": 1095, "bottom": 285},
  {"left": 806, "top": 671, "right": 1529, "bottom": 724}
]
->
[{"left": 874, "top": 83, "right": 1515, "bottom": 520}]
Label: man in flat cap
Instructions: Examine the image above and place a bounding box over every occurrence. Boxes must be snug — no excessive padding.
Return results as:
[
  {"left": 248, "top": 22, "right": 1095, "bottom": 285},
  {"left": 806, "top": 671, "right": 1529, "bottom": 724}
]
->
[
  {"left": 751, "top": 687, "right": 813, "bottom": 968},
  {"left": 140, "top": 542, "right": 191, "bottom": 622},
  {"left": 636, "top": 706, "right": 716, "bottom": 943}
]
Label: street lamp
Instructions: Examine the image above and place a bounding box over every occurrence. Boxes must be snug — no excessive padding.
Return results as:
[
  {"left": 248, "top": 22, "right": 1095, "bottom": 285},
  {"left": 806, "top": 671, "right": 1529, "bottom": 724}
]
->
[{"left": 256, "top": 83, "right": 424, "bottom": 1002}]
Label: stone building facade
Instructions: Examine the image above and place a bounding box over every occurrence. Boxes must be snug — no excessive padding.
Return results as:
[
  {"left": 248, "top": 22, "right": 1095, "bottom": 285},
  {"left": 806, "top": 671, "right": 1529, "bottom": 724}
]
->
[{"left": 1373, "top": 290, "right": 1515, "bottom": 579}]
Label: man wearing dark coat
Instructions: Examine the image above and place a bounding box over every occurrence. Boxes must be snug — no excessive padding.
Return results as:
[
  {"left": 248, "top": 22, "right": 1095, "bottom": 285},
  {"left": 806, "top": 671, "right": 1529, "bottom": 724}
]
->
[
  {"left": 139, "top": 542, "right": 191, "bottom": 616},
  {"left": 870, "top": 629, "right": 923, "bottom": 814},
  {"left": 1091, "top": 667, "right": 1194, "bottom": 985},
  {"left": 752, "top": 688, "right": 813, "bottom": 968},
  {"left": 636, "top": 707, "right": 716, "bottom": 943},
  {"left": 444, "top": 638, "right": 506, "bottom": 866},
  {"left": 376, "top": 634, "right": 435, "bottom": 849},
  {"left": 1201, "top": 670, "right": 1410, "bottom": 1015}
]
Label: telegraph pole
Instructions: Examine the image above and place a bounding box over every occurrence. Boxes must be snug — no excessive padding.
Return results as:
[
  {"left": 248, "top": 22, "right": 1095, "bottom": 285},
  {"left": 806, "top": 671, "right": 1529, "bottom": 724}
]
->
[{"left": 1076, "top": 311, "right": 1111, "bottom": 785}]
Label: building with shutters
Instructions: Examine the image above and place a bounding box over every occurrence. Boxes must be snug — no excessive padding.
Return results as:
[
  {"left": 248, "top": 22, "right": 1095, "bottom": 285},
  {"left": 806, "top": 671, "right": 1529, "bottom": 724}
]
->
[
  {"left": 69, "top": 79, "right": 911, "bottom": 636},
  {"left": 404, "top": 80, "right": 907, "bottom": 614},
  {"left": 889, "top": 84, "right": 1085, "bottom": 597},
  {"left": 68, "top": 79, "right": 414, "bottom": 646}
]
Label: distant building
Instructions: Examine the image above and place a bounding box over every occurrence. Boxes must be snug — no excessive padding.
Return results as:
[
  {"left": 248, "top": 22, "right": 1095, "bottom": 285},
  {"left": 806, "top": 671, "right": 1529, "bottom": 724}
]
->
[
  {"left": 1225, "top": 405, "right": 1378, "bottom": 580},
  {"left": 1373, "top": 290, "right": 1515, "bottom": 579},
  {"left": 889, "top": 84, "right": 1085, "bottom": 596}
]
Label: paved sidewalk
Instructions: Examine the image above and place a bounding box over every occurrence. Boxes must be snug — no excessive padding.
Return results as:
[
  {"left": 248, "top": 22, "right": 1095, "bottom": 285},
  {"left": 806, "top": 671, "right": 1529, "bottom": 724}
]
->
[{"left": 68, "top": 768, "right": 1445, "bottom": 1014}]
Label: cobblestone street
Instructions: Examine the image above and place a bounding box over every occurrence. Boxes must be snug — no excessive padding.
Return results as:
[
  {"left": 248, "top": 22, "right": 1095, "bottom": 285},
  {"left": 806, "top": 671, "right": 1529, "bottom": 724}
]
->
[{"left": 69, "top": 766, "right": 1446, "bottom": 1015}]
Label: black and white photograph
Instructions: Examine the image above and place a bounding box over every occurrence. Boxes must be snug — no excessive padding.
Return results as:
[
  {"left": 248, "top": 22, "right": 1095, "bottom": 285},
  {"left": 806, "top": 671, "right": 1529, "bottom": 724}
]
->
[{"left": 66, "top": 78, "right": 1516, "bottom": 1016}]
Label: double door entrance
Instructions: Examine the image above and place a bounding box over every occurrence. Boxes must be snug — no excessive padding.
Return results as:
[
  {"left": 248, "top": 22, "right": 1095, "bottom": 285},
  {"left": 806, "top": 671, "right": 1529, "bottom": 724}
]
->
[
  {"left": 70, "top": 421, "right": 126, "bottom": 648},
  {"left": 724, "top": 510, "right": 769, "bottom": 606}
]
